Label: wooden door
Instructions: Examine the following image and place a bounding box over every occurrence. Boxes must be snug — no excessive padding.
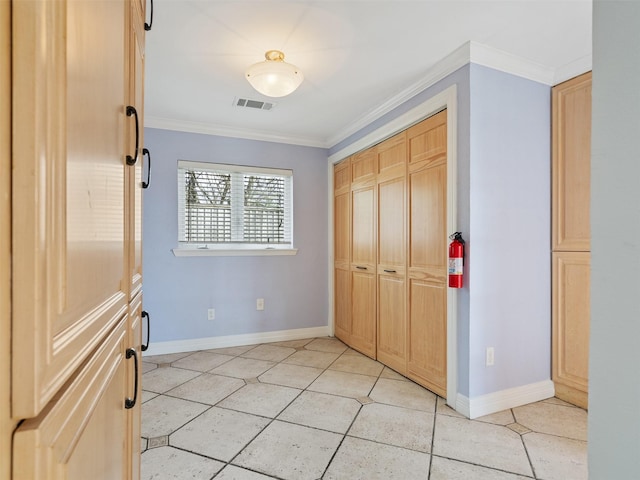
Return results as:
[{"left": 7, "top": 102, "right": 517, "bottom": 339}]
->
[
  {"left": 552, "top": 252, "right": 590, "bottom": 408},
  {"left": 13, "top": 318, "right": 131, "bottom": 479},
  {"left": 406, "top": 110, "right": 448, "bottom": 397},
  {"left": 552, "top": 73, "right": 592, "bottom": 252},
  {"left": 376, "top": 133, "right": 408, "bottom": 373},
  {"left": 0, "top": 2, "right": 12, "bottom": 478},
  {"left": 334, "top": 159, "right": 352, "bottom": 344},
  {"left": 127, "top": 0, "right": 146, "bottom": 301},
  {"left": 128, "top": 294, "right": 143, "bottom": 480},
  {"left": 12, "top": 0, "right": 129, "bottom": 419},
  {"left": 350, "top": 148, "right": 377, "bottom": 358},
  {"left": 551, "top": 72, "right": 591, "bottom": 408}
]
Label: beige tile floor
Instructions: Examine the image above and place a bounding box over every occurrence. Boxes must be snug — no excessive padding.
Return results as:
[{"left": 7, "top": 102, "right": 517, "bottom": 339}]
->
[{"left": 141, "top": 337, "right": 588, "bottom": 480}]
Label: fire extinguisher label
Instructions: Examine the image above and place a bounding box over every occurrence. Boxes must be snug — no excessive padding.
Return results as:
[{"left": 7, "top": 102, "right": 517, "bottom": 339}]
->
[{"left": 449, "top": 258, "right": 463, "bottom": 275}]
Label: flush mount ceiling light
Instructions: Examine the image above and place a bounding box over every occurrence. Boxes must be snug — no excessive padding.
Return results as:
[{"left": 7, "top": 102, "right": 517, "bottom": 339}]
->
[{"left": 245, "top": 50, "right": 304, "bottom": 98}]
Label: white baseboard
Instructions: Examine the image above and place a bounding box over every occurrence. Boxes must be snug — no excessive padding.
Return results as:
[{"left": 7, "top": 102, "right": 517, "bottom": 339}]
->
[
  {"left": 455, "top": 380, "right": 555, "bottom": 419},
  {"left": 142, "top": 326, "right": 332, "bottom": 357}
]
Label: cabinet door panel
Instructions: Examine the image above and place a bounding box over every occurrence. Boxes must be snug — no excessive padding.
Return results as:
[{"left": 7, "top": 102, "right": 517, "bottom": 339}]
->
[
  {"left": 377, "top": 132, "right": 406, "bottom": 180},
  {"left": 13, "top": 317, "right": 129, "bottom": 480},
  {"left": 334, "top": 191, "right": 350, "bottom": 266},
  {"left": 377, "top": 274, "right": 406, "bottom": 373},
  {"left": 409, "top": 163, "right": 447, "bottom": 272},
  {"left": 352, "top": 186, "right": 376, "bottom": 267},
  {"left": 128, "top": 293, "right": 143, "bottom": 480},
  {"left": 552, "top": 73, "right": 591, "bottom": 251},
  {"left": 127, "top": 9, "right": 145, "bottom": 300},
  {"left": 334, "top": 267, "right": 351, "bottom": 344},
  {"left": 351, "top": 149, "right": 376, "bottom": 187},
  {"left": 378, "top": 177, "right": 405, "bottom": 266},
  {"left": 12, "top": 0, "right": 128, "bottom": 418},
  {"left": 552, "top": 252, "right": 590, "bottom": 407},
  {"left": 407, "top": 279, "right": 447, "bottom": 396},
  {"left": 334, "top": 158, "right": 351, "bottom": 194},
  {"left": 351, "top": 271, "right": 376, "bottom": 358}
]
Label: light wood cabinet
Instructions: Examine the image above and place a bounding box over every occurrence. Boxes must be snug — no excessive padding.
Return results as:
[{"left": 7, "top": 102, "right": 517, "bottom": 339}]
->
[
  {"left": 551, "top": 72, "right": 591, "bottom": 409},
  {"left": 333, "top": 111, "right": 449, "bottom": 394},
  {"left": 8, "top": 0, "right": 145, "bottom": 477},
  {"left": 12, "top": 0, "right": 129, "bottom": 421}
]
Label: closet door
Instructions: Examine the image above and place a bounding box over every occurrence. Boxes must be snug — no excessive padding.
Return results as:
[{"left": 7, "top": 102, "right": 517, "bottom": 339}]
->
[
  {"left": 12, "top": 0, "right": 129, "bottom": 419},
  {"left": 376, "top": 133, "right": 408, "bottom": 373},
  {"left": 350, "top": 149, "right": 377, "bottom": 358},
  {"left": 406, "top": 110, "right": 448, "bottom": 397},
  {"left": 334, "top": 159, "right": 352, "bottom": 345}
]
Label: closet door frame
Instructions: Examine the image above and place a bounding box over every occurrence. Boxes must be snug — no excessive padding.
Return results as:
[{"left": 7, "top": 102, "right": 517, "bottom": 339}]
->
[{"left": 328, "top": 84, "right": 459, "bottom": 407}]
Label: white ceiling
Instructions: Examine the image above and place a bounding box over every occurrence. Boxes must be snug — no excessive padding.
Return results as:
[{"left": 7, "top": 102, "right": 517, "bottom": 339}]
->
[{"left": 144, "top": 0, "right": 592, "bottom": 148}]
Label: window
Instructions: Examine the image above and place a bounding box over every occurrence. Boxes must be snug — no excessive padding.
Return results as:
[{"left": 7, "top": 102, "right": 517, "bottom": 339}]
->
[{"left": 176, "top": 160, "right": 294, "bottom": 255}]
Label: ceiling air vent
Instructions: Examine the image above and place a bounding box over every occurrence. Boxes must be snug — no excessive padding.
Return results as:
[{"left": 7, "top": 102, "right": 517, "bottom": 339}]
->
[{"left": 234, "top": 97, "right": 275, "bottom": 111}]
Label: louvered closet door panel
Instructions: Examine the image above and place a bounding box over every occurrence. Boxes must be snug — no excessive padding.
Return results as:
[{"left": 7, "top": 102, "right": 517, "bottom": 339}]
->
[
  {"left": 406, "top": 110, "right": 448, "bottom": 397},
  {"left": 12, "top": 0, "right": 128, "bottom": 418}
]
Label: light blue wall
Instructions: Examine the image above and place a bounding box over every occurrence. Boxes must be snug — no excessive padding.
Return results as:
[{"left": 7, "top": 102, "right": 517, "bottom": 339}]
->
[
  {"left": 468, "top": 64, "right": 551, "bottom": 397},
  {"left": 331, "top": 64, "right": 550, "bottom": 399},
  {"left": 142, "top": 129, "right": 329, "bottom": 342},
  {"left": 143, "top": 62, "right": 552, "bottom": 401},
  {"left": 329, "top": 65, "right": 473, "bottom": 396}
]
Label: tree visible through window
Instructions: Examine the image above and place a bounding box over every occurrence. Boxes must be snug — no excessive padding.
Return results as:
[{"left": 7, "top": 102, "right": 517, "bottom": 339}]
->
[{"left": 178, "top": 161, "right": 293, "bottom": 247}]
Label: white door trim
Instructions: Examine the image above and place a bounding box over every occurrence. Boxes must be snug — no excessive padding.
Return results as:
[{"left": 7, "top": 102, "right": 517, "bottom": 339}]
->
[{"left": 327, "top": 84, "right": 459, "bottom": 408}]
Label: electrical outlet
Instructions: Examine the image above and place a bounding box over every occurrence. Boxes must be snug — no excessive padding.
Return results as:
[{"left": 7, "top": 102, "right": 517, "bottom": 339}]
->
[
  {"left": 256, "top": 298, "right": 264, "bottom": 311},
  {"left": 486, "top": 347, "right": 495, "bottom": 366},
  {"left": 208, "top": 308, "right": 215, "bottom": 321}
]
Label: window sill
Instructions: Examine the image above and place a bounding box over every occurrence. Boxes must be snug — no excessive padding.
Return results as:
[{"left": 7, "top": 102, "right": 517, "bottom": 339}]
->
[{"left": 172, "top": 247, "right": 298, "bottom": 257}]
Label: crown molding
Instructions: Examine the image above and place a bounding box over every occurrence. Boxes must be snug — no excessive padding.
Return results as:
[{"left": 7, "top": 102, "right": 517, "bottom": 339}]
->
[
  {"left": 553, "top": 54, "right": 592, "bottom": 85},
  {"left": 148, "top": 41, "right": 591, "bottom": 149},
  {"left": 144, "top": 115, "right": 328, "bottom": 149}
]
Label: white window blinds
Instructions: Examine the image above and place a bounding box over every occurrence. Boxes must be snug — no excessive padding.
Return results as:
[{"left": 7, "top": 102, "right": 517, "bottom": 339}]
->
[{"left": 177, "top": 160, "right": 293, "bottom": 247}]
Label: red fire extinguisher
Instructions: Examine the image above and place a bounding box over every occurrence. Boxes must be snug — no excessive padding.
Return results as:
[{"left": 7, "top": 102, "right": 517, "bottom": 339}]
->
[{"left": 448, "top": 232, "right": 465, "bottom": 288}]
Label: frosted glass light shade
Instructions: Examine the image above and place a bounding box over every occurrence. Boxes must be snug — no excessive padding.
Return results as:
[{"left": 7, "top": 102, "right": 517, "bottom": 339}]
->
[{"left": 245, "top": 50, "right": 304, "bottom": 98}]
